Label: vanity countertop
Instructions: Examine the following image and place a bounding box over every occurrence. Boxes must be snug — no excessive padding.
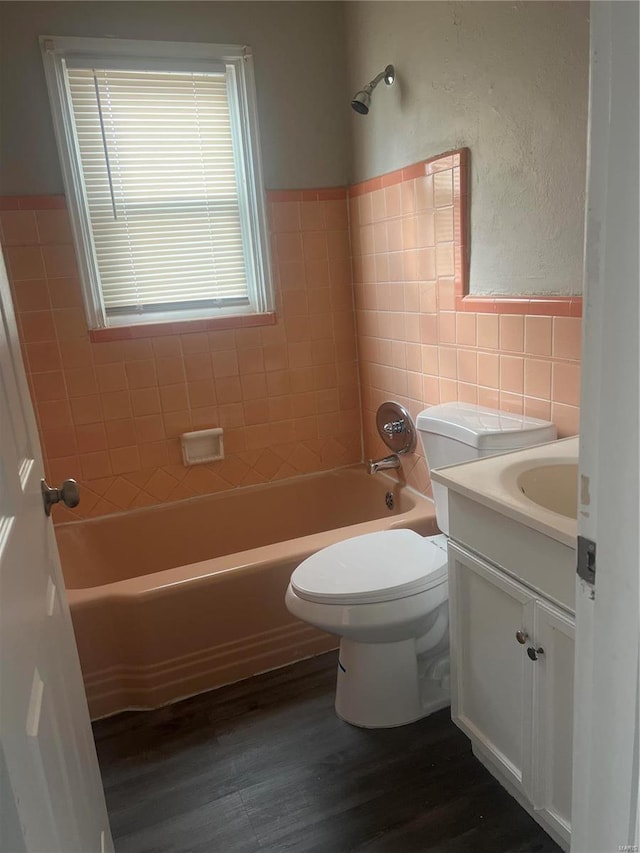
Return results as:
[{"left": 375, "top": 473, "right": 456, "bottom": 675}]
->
[{"left": 431, "top": 436, "right": 579, "bottom": 548}]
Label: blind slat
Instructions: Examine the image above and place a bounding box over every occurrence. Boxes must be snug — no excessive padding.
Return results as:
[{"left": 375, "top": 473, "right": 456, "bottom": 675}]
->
[{"left": 67, "top": 66, "right": 249, "bottom": 311}]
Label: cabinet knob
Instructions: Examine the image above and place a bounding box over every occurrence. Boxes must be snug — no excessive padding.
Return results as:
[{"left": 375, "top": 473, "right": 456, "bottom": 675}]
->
[
  {"left": 515, "top": 630, "right": 528, "bottom": 645},
  {"left": 527, "top": 646, "right": 545, "bottom": 661}
]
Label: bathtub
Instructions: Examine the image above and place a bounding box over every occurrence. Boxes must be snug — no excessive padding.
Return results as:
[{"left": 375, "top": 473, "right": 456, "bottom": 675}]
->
[{"left": 56, "top": 466, "right": 437, "bottom": 719}]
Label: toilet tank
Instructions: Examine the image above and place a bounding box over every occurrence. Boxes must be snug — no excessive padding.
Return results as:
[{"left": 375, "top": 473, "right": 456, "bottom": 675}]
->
[{"left": 416, "top": 403, "right": 557, "bottom": 534}]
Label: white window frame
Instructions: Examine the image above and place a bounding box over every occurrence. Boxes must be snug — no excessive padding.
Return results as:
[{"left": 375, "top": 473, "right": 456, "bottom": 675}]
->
[{"left": 40, "top": 35, "right": 273, "bottom": 329}]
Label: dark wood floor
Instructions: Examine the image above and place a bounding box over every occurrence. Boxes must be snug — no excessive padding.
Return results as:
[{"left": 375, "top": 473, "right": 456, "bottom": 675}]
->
[{"left": 93, "top": 652, "right": 561, "bottom": 853}]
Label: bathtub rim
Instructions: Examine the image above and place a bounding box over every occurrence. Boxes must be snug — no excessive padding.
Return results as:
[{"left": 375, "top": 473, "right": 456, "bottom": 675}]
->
[
  {"left": 56, "top": 463, "right": 407, "bottom": 531},
  {"left": 62, "top": 477, "right": 436, "bottom": 608}
]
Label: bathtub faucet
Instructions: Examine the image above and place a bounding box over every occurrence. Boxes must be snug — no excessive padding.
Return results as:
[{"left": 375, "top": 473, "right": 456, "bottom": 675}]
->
[{"left": 368, "top": 454, "right": 401, "bottom": 475}]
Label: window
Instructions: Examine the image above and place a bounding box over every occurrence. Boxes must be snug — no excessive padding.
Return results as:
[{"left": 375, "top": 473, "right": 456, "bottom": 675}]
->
[{"left": 41, "top": 36, "right": 273, "bottom": 329}]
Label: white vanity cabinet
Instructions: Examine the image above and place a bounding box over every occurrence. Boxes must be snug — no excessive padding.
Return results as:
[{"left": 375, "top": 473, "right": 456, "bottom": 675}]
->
[{"left": 448, "top": 541, "right": 574, "bottom": 850}]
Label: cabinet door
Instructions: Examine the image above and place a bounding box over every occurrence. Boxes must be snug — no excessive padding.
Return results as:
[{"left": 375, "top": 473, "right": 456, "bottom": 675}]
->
[
  {"left": 449, "top": 542, "right": 535, "bottom": 795},
  {"left": 531, "top": 599, "right": 574, "bottom": 845}
]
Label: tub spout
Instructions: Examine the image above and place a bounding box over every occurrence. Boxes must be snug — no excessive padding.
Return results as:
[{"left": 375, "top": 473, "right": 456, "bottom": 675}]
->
[{"left": 368, "top": 454, "right": 401, "bottom": 475}]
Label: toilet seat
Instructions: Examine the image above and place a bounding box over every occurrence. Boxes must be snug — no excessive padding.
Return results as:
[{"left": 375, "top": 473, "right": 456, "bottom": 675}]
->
[{"left": 290, "top": 529, "right": 448, "bottom": 606}]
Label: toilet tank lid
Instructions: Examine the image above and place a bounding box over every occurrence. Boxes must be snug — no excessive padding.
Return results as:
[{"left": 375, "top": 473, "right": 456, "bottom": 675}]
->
[{"left": 416, "top": 403, "right": 557, "bottom": 449}]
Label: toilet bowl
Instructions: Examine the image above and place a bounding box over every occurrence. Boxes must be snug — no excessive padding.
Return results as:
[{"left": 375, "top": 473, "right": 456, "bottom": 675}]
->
[
  {"left": 286, "top": 402, "right": 558, "bottom": 729},
  {"left": 285, "top": 529, "right": 450, "bottom": 728}
]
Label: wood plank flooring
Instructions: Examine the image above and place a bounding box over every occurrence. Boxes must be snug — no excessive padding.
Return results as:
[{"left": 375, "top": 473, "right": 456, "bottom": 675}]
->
[{"left": 93, "top": 651, "right": 561, "bottom": 853}]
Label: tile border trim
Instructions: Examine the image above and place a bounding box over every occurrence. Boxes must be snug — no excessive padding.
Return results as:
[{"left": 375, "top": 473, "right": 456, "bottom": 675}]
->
[
  {"left": 2, "top": 153, "right": 583, "bottom": 319},
  {"left": 348, "top": 148, "right": 581, "bottom": 318},
  {"left": 456, "top": 296, "right": 583, "bottom": 317},
  {"left": 348, "top": 149, "right": 467, "bottom": 197}
]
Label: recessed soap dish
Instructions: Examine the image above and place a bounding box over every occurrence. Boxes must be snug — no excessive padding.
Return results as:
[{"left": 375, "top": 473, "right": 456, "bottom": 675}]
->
[{"left": 180, "top": 428, "right": 224, "bottom": 465}]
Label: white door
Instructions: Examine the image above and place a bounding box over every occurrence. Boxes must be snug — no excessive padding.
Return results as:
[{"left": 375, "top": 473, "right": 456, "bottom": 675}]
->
[
  {"left": 571, "top": 2, "right": 639, "bottom": 850},
  {"left": 449, "top": 542, "right": 535, "bottom": 797},
  {"left": 531, "top": 600, "right": 574, "bottom": 847},
  {"left": 0, "top": 250, "right": 113, "bottom": 852}
]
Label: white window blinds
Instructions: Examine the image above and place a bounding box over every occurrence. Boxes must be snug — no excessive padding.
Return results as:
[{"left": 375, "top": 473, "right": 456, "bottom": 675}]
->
[{"left": 66, "top": 67, "right": 250, "bottom": 316}]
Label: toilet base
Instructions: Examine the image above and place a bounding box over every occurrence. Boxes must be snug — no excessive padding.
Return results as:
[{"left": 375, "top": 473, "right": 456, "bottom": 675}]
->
[{"left": 334, "top": 638, "right": 450, "bottom": 728}]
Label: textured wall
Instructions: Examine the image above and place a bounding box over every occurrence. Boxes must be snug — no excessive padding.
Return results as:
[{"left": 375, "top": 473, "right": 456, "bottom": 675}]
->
[
  {"left": 346, "top": 1, "right": 589, "bottom": 296},
  {"left": 0, "top": 1, "right": 349, "bottom": 194}
]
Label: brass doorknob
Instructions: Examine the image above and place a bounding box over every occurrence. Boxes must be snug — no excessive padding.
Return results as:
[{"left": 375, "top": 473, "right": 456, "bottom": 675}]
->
[
  {"left": 515, "top": 630, "right": 528, "bottom": 645},
  {"left": 41, "top": 478, "right": 80, "bottom": 516}
]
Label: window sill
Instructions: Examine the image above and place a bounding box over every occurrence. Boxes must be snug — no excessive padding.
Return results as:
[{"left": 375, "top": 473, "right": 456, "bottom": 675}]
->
[{"left": 88, "top": 312, "right": 277, "bottom": 342}]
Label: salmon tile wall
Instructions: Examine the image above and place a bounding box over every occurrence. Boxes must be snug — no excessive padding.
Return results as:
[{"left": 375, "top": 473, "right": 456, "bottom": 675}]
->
[
  {"left": 1, "top": 149, "right": 582, "bottom": 519},
  {"left": 350, "top": 151, "right": 581, "bottom": 496},
  {"left": 0, "top": 192, "right": 361, "bottom": 520}
]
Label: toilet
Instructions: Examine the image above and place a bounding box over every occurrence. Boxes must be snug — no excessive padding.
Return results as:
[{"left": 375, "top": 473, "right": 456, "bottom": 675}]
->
[{"left": 285, "top": 403, "right": 557, "bottom": 728}]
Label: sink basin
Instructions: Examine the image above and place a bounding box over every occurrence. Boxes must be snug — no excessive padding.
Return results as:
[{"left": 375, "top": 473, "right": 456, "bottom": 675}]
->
[
  {"left": 517, "top": 463, "right": 578, "bottom": 519},
  {"left": 431, "top": 436, "right": 579, "bottom": 549}
]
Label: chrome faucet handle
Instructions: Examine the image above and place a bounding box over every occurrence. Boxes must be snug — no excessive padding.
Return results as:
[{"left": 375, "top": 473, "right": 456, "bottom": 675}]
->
[
  {"left": 382, "top": 419, "right": 406, "bottom": 436},
  {"left": 376, "top": 402, "right": 416, "bottom": 455}
]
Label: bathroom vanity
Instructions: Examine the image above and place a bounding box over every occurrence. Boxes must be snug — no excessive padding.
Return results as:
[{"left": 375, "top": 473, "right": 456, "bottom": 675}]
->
[{"left": 432, "top": 437, "right": 578, "bottom": 852}]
